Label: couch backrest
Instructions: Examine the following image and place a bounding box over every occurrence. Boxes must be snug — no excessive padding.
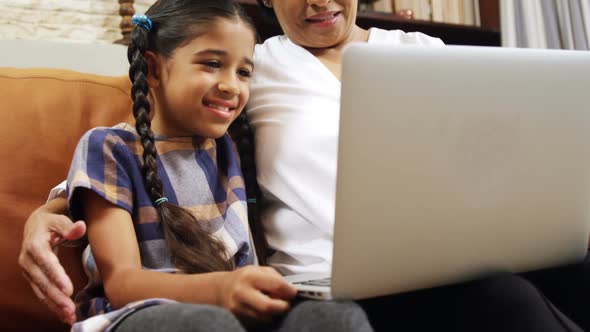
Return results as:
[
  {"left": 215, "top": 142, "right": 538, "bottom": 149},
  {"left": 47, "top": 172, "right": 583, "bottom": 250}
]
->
[
  {"left": 0, "top": 67, "right": 133, "bottom": 331},
  {"left": 1, "top": 39, "right": 130, "bottom": 76}
]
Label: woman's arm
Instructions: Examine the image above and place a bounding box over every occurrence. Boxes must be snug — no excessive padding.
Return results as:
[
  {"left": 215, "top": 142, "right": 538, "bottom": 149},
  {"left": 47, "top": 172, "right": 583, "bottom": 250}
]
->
[
  {"left": 84, "top": 190, "right": 297, "bottom": 320},
  {"left": 18, "top": 196, "right": 86, "bottom": 325}
]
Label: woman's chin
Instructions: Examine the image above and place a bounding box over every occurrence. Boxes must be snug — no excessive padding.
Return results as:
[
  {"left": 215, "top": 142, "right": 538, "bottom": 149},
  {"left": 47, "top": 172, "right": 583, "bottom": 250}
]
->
[{"left": 298, "top": 30, "right": 349, "bottom": 49}]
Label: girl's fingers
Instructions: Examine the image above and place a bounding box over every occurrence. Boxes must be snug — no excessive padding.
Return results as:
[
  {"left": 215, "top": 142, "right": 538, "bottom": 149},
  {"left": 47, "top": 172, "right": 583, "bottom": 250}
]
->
[
  {"left": 252, "top": 268, "right": 297, "bottom": 300},
  {"left": 237, "top": 286, "right": 291, "bottom": 316}
]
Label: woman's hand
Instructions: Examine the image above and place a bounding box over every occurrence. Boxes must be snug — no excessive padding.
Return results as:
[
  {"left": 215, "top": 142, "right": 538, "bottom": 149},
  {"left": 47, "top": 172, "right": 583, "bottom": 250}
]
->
[
  {"left": 18, "top": 198, "right": 86, "bottom": 325},
  {"left": 218, "top": 265, "right": 297, "bottom": 322}
]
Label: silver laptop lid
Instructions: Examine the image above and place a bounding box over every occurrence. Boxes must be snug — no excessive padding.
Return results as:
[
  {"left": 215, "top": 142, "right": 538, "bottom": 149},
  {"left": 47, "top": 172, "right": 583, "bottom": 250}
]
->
[{"left": 332, "top": 45, "right": 590, "bottom": 300}]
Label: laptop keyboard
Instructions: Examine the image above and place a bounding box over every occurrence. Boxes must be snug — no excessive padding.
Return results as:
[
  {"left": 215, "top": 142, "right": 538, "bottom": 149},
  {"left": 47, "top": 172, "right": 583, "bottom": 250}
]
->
[{"left": 293, "top": 277, "right": 332, "bottom": 287}]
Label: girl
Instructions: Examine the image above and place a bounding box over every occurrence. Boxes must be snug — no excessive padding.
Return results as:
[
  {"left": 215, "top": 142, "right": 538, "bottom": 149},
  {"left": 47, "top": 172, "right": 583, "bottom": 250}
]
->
[{"left": 65, "top": 1, "right": 372, "bottom": 331}]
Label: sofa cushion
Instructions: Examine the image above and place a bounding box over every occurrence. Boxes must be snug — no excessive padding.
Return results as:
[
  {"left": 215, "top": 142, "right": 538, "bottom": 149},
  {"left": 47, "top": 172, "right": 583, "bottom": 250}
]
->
[{"left": 0, "top": 67, "right": 133, "bottom": 331}]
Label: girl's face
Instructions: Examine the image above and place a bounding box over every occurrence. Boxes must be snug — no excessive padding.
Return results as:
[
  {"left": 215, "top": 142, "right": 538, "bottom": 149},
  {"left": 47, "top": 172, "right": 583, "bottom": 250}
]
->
[
  {"left": 269, "top": 0, "right": 358, "bottom": 49},
  {"left": 150, "top": 18, "right": 255, "bottom": 138}
]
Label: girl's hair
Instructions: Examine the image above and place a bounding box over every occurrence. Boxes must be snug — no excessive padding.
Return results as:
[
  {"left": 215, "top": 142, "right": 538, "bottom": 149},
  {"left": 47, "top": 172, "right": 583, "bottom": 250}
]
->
[{"left": 127, "top": 0, "right": 268, "bottom": 273}]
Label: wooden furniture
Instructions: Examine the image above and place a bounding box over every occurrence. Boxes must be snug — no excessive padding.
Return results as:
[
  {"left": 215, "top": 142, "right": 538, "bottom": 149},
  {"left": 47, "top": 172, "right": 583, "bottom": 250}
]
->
[
  {"left": 115, "top": 0, "right": 136, "bottom": 45},
  {"left": 115, "top": 0, "right": 500, "bottom": 46}
]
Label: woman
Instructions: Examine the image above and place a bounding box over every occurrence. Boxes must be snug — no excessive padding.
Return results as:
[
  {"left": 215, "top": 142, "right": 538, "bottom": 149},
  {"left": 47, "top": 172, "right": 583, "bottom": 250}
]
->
[
  {"left": 245, "top": 0, "right": 590, "bottom": 330},
  {"left": 20, "top": 0, "right": 589, "bottom": 330},
  {"left": 248, "top": 0, "right": 444, "bottom": 276}
]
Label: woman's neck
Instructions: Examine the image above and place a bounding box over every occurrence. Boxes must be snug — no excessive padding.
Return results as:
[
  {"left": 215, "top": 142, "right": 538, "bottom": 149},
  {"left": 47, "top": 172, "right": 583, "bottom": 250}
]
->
[{"left": 305, "top": 26, "right": 370, "bottom": 80}]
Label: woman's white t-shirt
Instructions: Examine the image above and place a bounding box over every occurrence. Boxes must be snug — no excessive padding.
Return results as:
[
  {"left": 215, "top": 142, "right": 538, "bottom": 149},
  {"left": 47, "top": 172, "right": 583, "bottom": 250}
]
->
[{"left": 248, "top": 28, "right": 444, "bottom": 275}]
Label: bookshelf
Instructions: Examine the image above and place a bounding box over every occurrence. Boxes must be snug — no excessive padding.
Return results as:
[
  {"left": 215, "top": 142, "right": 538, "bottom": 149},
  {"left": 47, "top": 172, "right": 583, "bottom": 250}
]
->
[{"left": 237, "top": 0, "right": 500, "bottom": 46}]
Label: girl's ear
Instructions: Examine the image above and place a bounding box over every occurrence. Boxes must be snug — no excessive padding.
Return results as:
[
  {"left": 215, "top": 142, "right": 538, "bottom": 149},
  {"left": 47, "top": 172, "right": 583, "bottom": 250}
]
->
[{"left": 145, "top": 51, "right": 161, "bottom": 88}]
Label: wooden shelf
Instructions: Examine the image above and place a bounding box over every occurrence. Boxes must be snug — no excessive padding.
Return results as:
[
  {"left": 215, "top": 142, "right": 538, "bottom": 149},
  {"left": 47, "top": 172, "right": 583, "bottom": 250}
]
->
[
  {"left": 356, "top": 10, "right": 500, "bottom": 46},
  {"left": 238, "top": 0, "right": 500, "bottom": 46}
]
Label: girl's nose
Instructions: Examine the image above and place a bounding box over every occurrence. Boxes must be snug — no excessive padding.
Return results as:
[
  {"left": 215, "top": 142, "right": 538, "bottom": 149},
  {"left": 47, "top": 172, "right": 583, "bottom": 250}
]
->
[
  {"left": 217, "top": 82, "right": 240, "bottom": 95},
  {"left": 308, "top": 0, "right": 330, "bottom": 5}
]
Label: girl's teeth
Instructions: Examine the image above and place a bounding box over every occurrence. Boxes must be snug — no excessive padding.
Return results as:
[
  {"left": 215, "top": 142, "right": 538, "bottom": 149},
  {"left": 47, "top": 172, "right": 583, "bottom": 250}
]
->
[{"left": 207, "top": 103, "right": 229, "bottom": 112}]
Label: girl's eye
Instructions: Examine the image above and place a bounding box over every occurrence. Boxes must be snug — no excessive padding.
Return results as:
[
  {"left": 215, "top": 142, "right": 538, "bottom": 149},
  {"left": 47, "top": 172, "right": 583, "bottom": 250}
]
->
[
  {"left": 203, "top": 61, "right": 221, "bottom": 69},
  {"left": 238, "top": 68, "right": 252, "bottom": 78}
]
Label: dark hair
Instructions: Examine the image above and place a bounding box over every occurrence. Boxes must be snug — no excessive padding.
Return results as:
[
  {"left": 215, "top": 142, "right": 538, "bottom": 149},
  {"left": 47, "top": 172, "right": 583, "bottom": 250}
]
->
[
  {"left": 229, "top": 114, "right": 269, "bottom": 265},
  {"left": 255, "top": 0, "right": 279, "bottom": 26},
  {"left": 127, "top": 0, "right": 267, "bottom": 273}
]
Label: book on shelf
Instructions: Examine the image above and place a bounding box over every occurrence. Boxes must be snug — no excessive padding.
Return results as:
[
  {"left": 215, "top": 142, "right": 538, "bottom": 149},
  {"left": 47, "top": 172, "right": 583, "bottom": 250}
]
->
[
  {"left": 473, "top": 0, "right": 481, "bottom": 26},
  {"left": 393, "top": 0, "right": 412, "bottom": 15},
  {"left": 413, "top": 0, "right": 432, "bottom": 20},
  {"left": 443, "top": 0, "right": 460, "bottom": 24},
  {"left": 431, "top": 0, "right": 444, "bottom": 22},
  {"left": 389, "top": 0, "right": 481, "bottom": 26},
  {"left": 462, "top": 0, "right": 475, "bottom": 26},
  {"left": 372, "top": 0, "right": 393, "bottom": 13}
]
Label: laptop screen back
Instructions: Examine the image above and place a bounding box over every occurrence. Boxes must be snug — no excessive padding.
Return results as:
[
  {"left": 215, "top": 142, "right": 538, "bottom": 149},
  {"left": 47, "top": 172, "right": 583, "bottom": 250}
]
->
[{"left": 332, "top": 45, "right": 590, "bottom": 300}]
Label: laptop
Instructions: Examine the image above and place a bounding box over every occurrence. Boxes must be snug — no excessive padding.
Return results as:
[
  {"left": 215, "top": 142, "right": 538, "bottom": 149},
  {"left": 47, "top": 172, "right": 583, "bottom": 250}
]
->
[{"left": 284, "top": 44, "right": 590, "bottom": 300}]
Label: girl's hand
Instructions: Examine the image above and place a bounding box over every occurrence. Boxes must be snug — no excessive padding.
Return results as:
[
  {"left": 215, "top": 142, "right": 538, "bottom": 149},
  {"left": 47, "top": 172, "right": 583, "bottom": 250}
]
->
[{"left": 218, "top": 265, "right": 297, "bottom": 321}]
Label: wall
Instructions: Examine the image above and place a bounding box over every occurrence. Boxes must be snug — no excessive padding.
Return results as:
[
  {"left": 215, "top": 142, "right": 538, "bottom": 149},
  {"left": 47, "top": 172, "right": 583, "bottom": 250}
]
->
[{"left": 0, "top": 0, "right": 154, "bottom": 44}]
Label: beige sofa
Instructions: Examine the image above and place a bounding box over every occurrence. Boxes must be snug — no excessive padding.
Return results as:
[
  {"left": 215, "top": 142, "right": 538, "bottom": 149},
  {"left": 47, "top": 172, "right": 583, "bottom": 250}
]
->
[{"left": 0, "top": 40, "right": 133, "bottom": 331}]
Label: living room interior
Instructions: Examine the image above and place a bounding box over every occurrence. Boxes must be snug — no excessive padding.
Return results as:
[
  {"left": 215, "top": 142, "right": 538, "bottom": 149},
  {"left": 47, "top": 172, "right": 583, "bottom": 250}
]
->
[{"left": 1, "top": 0, "right": 589, "bottom": 331}]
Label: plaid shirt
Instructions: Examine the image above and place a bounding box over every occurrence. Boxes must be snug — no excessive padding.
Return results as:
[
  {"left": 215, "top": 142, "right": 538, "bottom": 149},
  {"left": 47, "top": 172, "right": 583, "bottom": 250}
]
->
[{"left": 67, "top": 123, "right": 255, "bottom": 331}]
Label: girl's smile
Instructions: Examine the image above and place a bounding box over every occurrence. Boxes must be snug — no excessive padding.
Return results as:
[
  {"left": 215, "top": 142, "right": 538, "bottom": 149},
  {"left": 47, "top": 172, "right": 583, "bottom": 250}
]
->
[{"left": 203, "top": 98, "right": 238, "bottom": 120}]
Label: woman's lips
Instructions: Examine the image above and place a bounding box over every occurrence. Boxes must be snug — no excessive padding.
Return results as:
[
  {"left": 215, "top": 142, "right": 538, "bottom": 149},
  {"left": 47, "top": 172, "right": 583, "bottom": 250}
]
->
[{"left": 305, "top": 11, "right": 340, "bottom": 27}]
